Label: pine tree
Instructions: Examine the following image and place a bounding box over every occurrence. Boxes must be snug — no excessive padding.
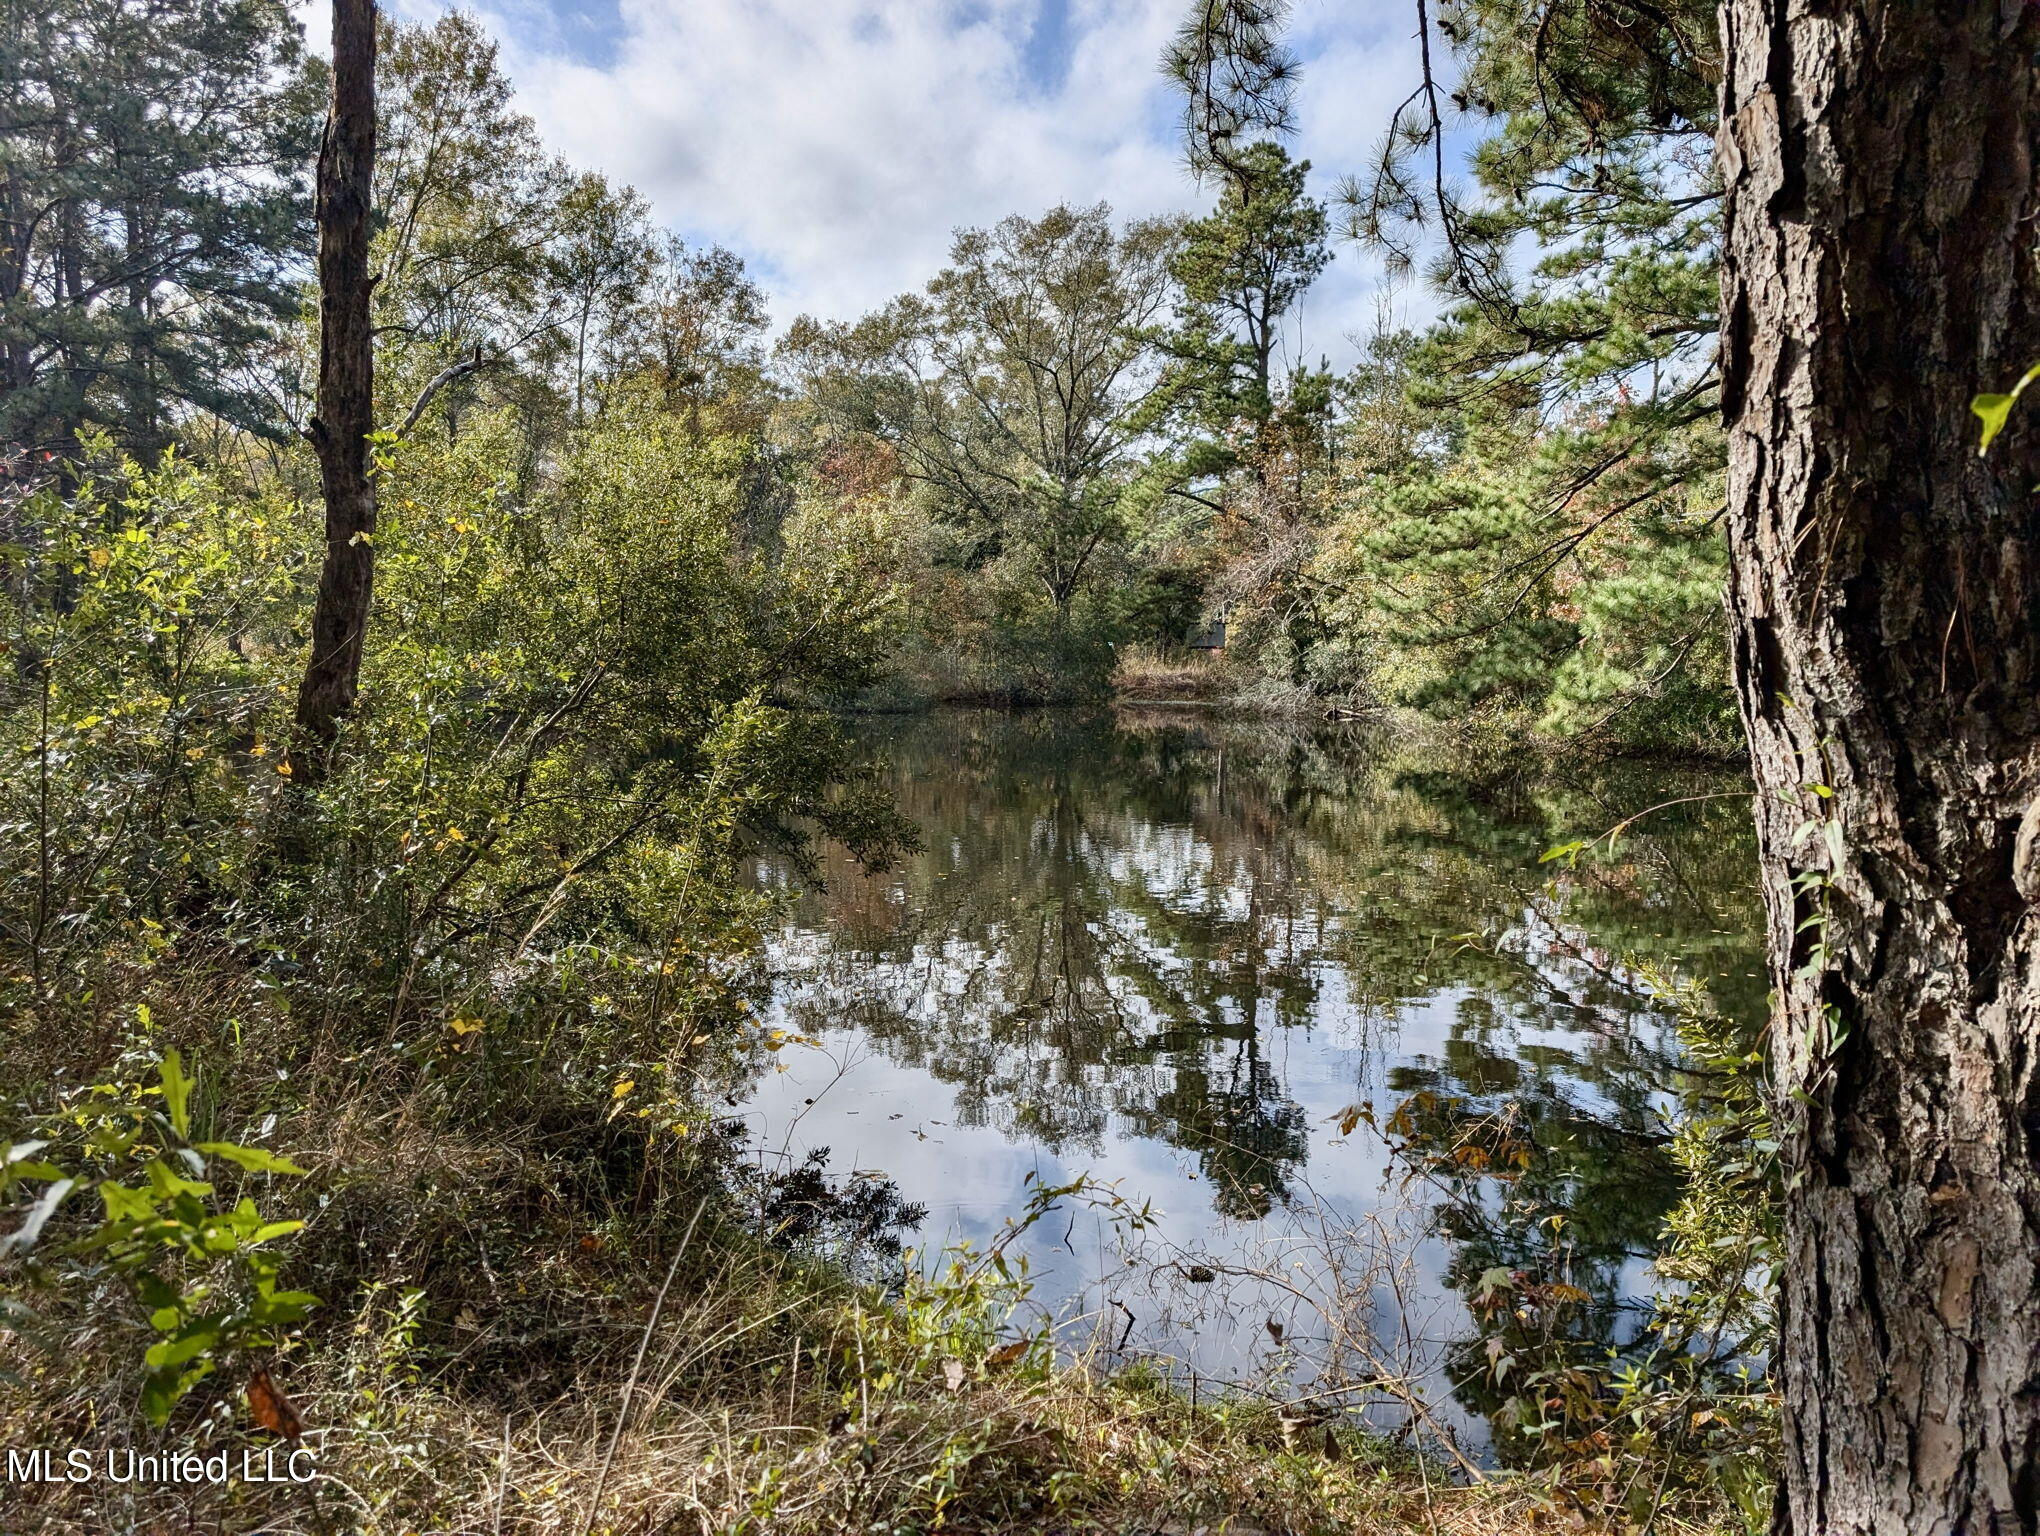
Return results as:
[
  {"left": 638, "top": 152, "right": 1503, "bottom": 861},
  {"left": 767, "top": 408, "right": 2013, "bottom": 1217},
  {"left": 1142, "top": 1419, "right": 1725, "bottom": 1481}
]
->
[
  {"left": 0, "top": 0, "right": 321, "bottom": 455},
  {"left": 1326, "top": 0, "right": 1734, "bottom": 751},
  {"left": 1719, "top": 1, "right": 2040, "bottom": 1524},
  {"left": 1161, "top": 139, "right": 1330, "bottom": 481}
]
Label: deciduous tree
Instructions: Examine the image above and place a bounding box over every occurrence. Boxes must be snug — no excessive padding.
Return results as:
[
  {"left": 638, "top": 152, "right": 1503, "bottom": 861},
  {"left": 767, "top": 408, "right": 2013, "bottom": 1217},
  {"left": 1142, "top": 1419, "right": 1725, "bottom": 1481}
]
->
[{"left": 785, "top": 205, "right": 1177, "bottom": 617}]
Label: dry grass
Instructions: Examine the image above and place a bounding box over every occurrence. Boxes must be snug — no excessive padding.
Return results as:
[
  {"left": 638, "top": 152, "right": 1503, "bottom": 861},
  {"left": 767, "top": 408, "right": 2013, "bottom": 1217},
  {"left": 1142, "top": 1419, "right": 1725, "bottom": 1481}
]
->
[
  {"left": 1, "top": 1161, "right": 1734, "bottom": 1536},
  {"left": 1112, "top": 645, "right": 1232, "bottom": 702}
]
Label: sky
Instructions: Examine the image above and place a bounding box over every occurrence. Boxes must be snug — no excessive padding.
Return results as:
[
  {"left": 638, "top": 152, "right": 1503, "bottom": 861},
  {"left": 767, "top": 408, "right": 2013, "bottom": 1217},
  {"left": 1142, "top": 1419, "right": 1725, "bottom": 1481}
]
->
[{"left": 380, "top": 0, "right": 1442, "bottom": 371}]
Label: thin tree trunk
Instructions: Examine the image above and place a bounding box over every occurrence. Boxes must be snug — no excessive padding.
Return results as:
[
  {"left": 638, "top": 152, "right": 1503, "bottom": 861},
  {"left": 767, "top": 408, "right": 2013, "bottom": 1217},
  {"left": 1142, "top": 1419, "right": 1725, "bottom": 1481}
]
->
[
  {"left": 292, "top": 0, "right": 378, "bottom": 776},
  {"left": 1716, "top": 3, "right": 2040, "bottom": 1531},
  {"left": 122, "top": 205, "right": 161, "bottom": 461}
]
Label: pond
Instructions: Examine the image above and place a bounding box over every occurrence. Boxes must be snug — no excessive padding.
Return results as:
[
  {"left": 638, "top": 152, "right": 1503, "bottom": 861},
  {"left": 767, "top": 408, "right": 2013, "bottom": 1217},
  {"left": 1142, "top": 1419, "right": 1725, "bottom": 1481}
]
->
[{"left": 742, "top": 707, "right": 1763, "bottom": 1451}]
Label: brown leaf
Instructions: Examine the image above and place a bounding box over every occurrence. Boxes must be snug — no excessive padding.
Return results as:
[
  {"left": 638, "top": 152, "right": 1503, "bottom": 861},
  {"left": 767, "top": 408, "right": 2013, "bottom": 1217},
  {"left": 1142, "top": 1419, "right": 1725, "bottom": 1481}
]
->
[
  {"left": 247, "top": 1367, "right": 303, "bottom": 1440},
  {"left": 984, "top": 1340, "right": 1029, "bottom": 1370}
]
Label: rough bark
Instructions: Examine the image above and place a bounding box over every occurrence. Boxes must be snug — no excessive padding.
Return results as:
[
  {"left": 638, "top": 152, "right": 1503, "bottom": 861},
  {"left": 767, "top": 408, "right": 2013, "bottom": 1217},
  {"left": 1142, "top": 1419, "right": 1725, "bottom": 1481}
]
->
[
  {"left": 292, "top": 0, "right": 378, "bottom": 773},
  {"left": 1716, "top": 3, "right": 2040, "bottom": 1532}
]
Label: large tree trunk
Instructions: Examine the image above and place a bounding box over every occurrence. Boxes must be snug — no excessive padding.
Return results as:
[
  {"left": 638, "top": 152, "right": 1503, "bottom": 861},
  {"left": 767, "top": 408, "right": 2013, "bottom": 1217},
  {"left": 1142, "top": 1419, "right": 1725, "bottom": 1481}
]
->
[
  {"left": 1716, "top": 3, "right": 2040, "bottom": 1531},
  {"left": 292, "top": 0, "right": 378, "bottom": 773}
]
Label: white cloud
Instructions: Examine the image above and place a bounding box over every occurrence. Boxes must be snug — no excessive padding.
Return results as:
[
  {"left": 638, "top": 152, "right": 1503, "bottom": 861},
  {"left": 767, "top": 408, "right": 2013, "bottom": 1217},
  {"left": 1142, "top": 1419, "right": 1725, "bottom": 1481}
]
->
[{"left": 418, "top": 0, "right": 1437, "bottom": 365}]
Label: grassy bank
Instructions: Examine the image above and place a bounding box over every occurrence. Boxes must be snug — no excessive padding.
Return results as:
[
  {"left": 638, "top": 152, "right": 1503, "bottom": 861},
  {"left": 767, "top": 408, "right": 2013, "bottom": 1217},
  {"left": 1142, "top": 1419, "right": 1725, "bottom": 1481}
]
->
[
  {"left": 0, "top": 994, "right": 1759, "bottom": 1536},
  {"left": 1, "top": 1021, "right": 1554, "bottom": 1536}
]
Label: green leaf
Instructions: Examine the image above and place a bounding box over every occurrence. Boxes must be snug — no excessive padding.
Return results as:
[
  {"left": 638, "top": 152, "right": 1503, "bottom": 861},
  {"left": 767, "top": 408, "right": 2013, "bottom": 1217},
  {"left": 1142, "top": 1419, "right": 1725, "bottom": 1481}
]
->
[
  {"left": 99, "top": 1181, "right": 155, "bottom": 1223},
  {"left": 140, "top": 1370, "right": 179, "bottom": 1425},
  {"left": 158, "top": 1050, "right": 192, "bottom": 1138},
  {"left": 144, "top": 1326, "right": 219, "bottom": 1370},
  {"left": 248, "top": 1288, "right": 319, "bottom": 1325},
  {"left": 144, "top": 1158, "right": 212, "bottom": 1200},
  {"left": 1973, "top": 362, "right": 2040, "bottom": 454},
  {"left": 193, "top": 1142, "right": 307, "bottom": 1176}
]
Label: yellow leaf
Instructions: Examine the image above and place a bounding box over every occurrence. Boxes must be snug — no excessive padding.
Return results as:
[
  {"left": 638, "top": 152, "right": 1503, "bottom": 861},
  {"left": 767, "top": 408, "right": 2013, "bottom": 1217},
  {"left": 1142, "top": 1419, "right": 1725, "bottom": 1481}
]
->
[
  {"left": 87, "top": 547, "right": 110, "bottom": 568},
  {"left": 275, "top": 760, "right": 292, "bottom": 776},
  {"left": 448, "top": 1016, "right": 484, "bottom": 1036},
  {"left": 611, "top": 1079, "right": 635, "bottom": 1099},
  {"left": 444, "top": 827, "right": 466, "bottom": 842}
]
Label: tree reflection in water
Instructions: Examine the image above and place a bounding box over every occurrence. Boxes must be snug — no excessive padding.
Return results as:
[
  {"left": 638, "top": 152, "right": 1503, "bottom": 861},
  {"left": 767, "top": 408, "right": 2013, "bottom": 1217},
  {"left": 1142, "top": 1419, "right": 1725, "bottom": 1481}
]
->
[{"left": 751, "top": 708, "right": 1762, "bottom": 1415}]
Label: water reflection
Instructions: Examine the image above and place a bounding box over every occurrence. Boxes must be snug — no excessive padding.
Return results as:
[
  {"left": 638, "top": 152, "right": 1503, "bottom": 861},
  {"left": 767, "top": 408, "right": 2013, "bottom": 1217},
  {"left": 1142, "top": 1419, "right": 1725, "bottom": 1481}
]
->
[{"left": 745, "top": 708, "right": 1761, "bottom": 1407}]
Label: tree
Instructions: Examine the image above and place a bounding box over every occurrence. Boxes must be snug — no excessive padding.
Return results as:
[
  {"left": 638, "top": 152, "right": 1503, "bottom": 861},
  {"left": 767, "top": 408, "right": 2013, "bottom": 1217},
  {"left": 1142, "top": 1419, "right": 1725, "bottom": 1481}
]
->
[
  {"left": 291, "top": 0, "right": 376, "bottom": 764},
  {"left": 1322, "top": 0, "right": 1732, "bottom": 750},
  {"left": 1716, "top": 2, "right": 2040, "bottom": 1529},
  {"left": 1160, "top": 139, "right": 1330, "bottom": 481},
  {"left": 0, "top": 0, "right": 320, "bottom": 455},
  {"left": 1151, "top": 115, "right": 1335, "bottom": 689},
  {"left": 1162, "top": 0, "right": 1299, "bottom": 183},
  {"left": 371, "top": 13, "right": 659, "bottom": 441},
  {"left": 784, "top": 205, "right": 1177, "bottom": 617},
  {"left": 548, "top": 172, "right": 656, "bottom": 422},
  {"left": 373, "top": 11, "right": 561, "bottom": 360},
  {"left": 604, "top": 237, "right": 773, "bottom": 437}
]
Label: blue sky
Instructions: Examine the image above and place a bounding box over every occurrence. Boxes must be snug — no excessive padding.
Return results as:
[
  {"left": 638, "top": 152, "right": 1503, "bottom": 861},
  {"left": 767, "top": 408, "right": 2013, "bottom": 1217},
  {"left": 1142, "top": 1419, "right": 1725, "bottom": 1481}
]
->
[{"left": 386, "top": 0, "right": 1440, "bottom": 367}]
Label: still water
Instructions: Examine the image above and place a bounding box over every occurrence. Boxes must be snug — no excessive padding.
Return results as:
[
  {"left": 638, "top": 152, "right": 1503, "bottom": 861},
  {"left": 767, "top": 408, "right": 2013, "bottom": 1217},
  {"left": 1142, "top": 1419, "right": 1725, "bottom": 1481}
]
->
[{"left": 744, "top": 708, "right": 1762, "bottom": 1440}]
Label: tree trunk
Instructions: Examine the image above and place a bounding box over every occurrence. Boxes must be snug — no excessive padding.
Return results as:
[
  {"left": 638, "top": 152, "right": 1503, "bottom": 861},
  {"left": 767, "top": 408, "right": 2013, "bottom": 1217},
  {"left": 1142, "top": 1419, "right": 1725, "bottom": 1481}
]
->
[
  {"left": 1716, "top": 3, "right": 2040, "bottom": 1531},
  {"left": 292, "top": 0, "right": 378, "bottom": 774},
  {"left": 122, "top": 205, "right": 162, "bottom": 461}
]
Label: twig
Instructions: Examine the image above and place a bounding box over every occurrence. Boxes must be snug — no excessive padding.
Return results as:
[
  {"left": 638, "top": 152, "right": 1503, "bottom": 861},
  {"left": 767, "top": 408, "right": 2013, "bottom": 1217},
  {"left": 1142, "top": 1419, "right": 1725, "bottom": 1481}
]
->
[
  {"left": 493, "top": 1413, "right": 512, "bottom": 1536},
  {"left": 583, "top": 1200, "right": 706, "bottom": 1535}
]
